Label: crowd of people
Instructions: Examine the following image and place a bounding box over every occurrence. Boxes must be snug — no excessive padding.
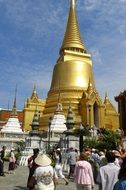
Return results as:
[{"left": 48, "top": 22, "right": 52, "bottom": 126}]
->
[
  {"left": 26, "top": 147, "right": 126, "bottom": 190},
  {"left": 1, "top": 146, "right": 126, "bottom": 190}
]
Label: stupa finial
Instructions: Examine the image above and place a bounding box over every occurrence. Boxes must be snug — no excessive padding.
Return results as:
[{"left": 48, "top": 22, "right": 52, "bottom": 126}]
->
[
  {"left": 105, "top": 91, "right": 108, "bottom": 98},
  {"left": 60, "top": 0, "right": 86, "bottom": 53},
  {"left": 33, "top": 83, "right": 36, "bottom": 92},
  {"left": 71, "top": 0, "right": 76, "bottom": 7},
  {"left": 31, "top": 83, "right": 38, "bottom": 99}
]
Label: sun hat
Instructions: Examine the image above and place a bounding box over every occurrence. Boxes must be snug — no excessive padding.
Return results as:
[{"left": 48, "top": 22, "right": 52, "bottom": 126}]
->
[
  {"left": 35, "top": 154, "right": 52, "bottom": 167},
  {"left": 92, "top": 148, "right": 96, "bottom": 152},
  {"left": 57, "top": 148, "right": 60, "bottom": 151},
  {"left": 113, "top": 150, "right": 121, "bottom": 157}
]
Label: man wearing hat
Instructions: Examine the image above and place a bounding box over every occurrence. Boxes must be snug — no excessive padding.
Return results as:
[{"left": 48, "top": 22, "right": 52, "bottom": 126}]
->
[{"left": 32, "top": 154, "right": 58, "bottom": 190}]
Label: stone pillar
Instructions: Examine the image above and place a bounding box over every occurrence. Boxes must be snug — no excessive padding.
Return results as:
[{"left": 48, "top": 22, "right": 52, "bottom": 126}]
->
[
  {"left": 90, "top": 105, "right": 94, "bottom": 127},
  {"left": 88, "top": 105, "right": 91, "bottom": 127}
]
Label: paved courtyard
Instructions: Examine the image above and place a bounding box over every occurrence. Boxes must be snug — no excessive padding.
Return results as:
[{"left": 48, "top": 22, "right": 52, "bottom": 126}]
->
[{"left": 0, "top": 162, "right": 99, "bottom": 190}]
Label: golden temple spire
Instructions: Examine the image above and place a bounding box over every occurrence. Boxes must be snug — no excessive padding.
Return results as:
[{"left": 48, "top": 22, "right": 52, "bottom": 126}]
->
[
  {"left": 87, "top": 78, "right": 93, "bottom": 94},
  {"left": 104, "top": 91, "right": 109, "bottom": 102},
  {"left": 31, "top": 84, "right": 38, "bottom": 99},
  {"left": 105, "top": 91, "right": 108, "bottom": 99},
  {"left": 33, "top": 84, "right": 36, "bottom": 94},
  {"left": 60, "top": 0, "right": 86, "bottom": 54},
  {"left": 71, "top": 0, "right": 75, "bottom": 7}
]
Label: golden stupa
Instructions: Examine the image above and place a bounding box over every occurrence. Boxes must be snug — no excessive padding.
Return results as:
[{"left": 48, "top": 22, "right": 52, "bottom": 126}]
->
[{"left": 23, "top": 0, "right": 119, "bottom": 132}]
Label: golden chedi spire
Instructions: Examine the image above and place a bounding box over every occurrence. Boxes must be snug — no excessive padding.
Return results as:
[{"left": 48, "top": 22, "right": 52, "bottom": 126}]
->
[
  {"left": 40, "top": 0, "right": 96, "bottom": 130},
  {"left": 50, "top": 0, "right": 95, "bottom": 92},
  {"left": 60, "top": 0, "right": 86, "bottom": 53},
  {"left": 31, "top": 84, "right": 38, "bottom": 100}
]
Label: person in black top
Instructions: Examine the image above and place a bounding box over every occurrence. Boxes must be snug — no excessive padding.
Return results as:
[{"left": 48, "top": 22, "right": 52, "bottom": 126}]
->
[
  {"left": 27, "top": 148, "right": 39, "bottom": 190},
  {"left": 0, "top": 146, "right": 6, "bottom": 176}
]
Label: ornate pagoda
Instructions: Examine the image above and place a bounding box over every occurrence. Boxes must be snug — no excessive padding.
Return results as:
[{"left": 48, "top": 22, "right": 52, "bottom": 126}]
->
[
  {"left": 1, "top": 94, "right": 23, "bottom": 134},
  {"left": 39, "top": 0, "right": 119, "bottom": 131},
  {"left": 22, "top": 0, "right": 119, "bottom": 132},
  {"left": 23, "top": 85, "right": 45, "bottom": 131}
]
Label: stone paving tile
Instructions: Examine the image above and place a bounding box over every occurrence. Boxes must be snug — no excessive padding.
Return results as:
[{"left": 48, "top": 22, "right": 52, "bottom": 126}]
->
[{"left": 0, "top": 162, "right": 99, "bottom": 190}]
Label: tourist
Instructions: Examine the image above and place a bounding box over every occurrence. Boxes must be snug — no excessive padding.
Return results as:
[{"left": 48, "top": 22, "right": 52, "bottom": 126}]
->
[
  {"left": 27, "top": 148, "right": 39, "bottom": 190},
  {"left": 0, "top": 146, "right": 6, "bottom": 176},
  {"left": 121, "top": 149, "right": 126, "bottom": 159},
  {"left": 32, "top": 154, "right": 58, "bottom": 190},
  {"left": 74, "top": 152, "right": 94, "bottom": 190},
  {"left": 54, "top": 149, "right": 69, "bottom": 185},
  {"left": 90, "top": 149, "right": 100, "bottom": 182},
  {"left": 62, "top": 148, "right": 70, "bottom": 173},
  {"left": 113, "top": 157, "right": 126, "bottom": 190},
  {"left": 99, "top": 151, "right": 107, "bottom": 167},
  {"left": 97, "top": 151, "right": 120, "bottom": 190},
  {"left": 113, "top": 150, "right": 123, "bottom": 167},
  {"left": 8, "top": 149, "right": 16, "bottom": 174},
  {"left": 83, "top": 147, "right": 91, "bottom": 156},
  {"left": 67, "top": 147, "right": 78, "bottom": 179}
]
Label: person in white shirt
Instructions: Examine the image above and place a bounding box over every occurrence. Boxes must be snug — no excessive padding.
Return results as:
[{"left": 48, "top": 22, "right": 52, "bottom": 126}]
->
[
  {"left": 54, "top": 149, "right": 69, "bottom": 185},
  {"left": 32, "top": 154, "right": 58, "bottom": 190},
  {"left": 97, "top": 151, "right": 120, "bottom": 190}
]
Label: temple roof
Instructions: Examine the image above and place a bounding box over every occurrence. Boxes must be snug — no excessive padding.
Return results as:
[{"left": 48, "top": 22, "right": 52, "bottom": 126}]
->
[
  {"left": 60, "top": 0, "right": 86, "bottom": 53},
  {"left": 31, "top": 84, "right": 38, "bottom": 100},
  {"left": 0, "top": 109, "right": 23, "bottom": 122}
]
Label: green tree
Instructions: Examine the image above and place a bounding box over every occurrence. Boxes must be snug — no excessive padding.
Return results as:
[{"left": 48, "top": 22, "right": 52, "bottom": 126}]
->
[
  {"left": 98, "top": 128, "right": 121, "bottom": 150},
  {"left": 82, "top": 128, "right": 121, "bottom": 150}
]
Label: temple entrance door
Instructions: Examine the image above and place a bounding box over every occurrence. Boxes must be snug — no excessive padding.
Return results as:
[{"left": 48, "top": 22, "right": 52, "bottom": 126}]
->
[{"left": 93, "top": 102, "right": 99, "bottom": 128}]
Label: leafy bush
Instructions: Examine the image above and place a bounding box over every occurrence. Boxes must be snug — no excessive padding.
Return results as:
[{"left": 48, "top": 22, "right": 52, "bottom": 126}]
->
[{"left": 82, "top": 128, "right": 121, "bottom": 150}]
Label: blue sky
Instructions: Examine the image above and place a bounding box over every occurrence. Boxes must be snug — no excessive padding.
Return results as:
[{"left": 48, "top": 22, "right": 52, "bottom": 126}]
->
[{"left": 0, "top": 0, "right": 126, "bottom": 110}]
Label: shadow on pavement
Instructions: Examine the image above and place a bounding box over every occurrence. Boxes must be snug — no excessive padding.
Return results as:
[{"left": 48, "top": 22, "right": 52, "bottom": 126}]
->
[{"left": 13, "top": 186, "right": 28, "bottom": 190}]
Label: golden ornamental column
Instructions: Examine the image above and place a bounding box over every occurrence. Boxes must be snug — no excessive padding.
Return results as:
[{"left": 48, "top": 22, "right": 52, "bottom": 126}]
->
[{"left": 88, "top": 104, "right": 94, "bottom": 127}]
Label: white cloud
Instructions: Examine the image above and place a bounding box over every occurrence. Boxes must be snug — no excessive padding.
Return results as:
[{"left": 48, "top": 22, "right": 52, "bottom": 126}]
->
[
  {"left": 83, "top": 0, "right": 100, "bottom": 10},
  {"left": 118, "top": 24, "right": 126, "bottom": 34},
  {"left": 77, "top": 0, "right": 99, "bottom": 10},
  {"left": 119, "top": 0, "right": 126, "bottom": 2},
  {"left": 89, "top": 47, "right": 102, "bottom": 65},
  {"left": 3, "top": 0, "right": 65, "bottom": 39}
]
